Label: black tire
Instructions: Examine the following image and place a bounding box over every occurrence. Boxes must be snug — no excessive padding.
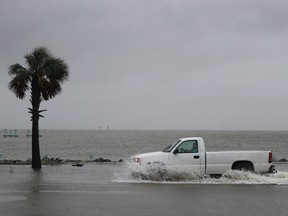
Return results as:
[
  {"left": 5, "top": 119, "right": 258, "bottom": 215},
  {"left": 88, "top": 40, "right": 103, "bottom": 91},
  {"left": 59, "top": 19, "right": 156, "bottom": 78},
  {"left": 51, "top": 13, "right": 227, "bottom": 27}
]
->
[
  {"left": 210, "top": 174, "right": 222, "bottom": 178},
  {"left": 233, "top": 162, "right": 254, "bottom": 172}
]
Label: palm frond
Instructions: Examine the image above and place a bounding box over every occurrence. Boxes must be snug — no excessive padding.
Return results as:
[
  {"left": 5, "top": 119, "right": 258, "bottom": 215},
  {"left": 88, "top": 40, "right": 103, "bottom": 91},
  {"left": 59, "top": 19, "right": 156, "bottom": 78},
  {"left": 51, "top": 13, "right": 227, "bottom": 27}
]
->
[
  {"left": 43, "top": 57, "right": 69, "bottom": 82},
  {"left": 40, "top": 80, "right": 62, "bottom": 100},
  {"left": 8, "top": 64, "right": 27, "bottom": 76},
  {"left": 25, "top": 47, "right": 50, "bottom": 71},
  {"left": 8, "top": 75, "right": 30, "bottom": 99},
  {"left": 8, "top": 64, "right": 30, "bottom": 99}
]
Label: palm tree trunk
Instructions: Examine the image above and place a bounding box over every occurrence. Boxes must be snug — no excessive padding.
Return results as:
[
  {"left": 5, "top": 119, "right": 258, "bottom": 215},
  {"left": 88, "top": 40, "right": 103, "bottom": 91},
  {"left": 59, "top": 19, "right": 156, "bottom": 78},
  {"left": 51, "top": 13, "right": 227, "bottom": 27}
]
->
[
  {"left": 32, "top": 114, "right": 41, "bottom": 169},
  {"left": 31, "top": 75, "right": 42, "bottom": 169}
]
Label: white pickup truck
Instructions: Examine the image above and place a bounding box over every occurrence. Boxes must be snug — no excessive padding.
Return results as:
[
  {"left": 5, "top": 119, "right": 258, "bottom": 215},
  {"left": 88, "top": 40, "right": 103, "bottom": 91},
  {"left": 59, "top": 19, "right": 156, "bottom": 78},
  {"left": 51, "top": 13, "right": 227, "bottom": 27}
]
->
[{"left": 133, "top": 137, "right": 276, "bottom": 176}]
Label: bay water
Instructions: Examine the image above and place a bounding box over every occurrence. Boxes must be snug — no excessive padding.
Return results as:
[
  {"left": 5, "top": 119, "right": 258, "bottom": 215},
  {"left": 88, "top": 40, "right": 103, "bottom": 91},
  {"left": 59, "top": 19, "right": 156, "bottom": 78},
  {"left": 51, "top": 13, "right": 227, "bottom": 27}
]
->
[{"left": 1, "top": 130, "right": 288, "bottom": 161}]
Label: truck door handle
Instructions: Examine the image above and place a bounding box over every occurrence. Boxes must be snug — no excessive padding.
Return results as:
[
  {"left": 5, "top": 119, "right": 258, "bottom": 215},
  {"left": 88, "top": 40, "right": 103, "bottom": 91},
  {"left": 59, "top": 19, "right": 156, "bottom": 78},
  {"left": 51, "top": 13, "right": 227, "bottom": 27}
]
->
[{"left": 194, "top": 155, "right": 200, "bottom": 159}]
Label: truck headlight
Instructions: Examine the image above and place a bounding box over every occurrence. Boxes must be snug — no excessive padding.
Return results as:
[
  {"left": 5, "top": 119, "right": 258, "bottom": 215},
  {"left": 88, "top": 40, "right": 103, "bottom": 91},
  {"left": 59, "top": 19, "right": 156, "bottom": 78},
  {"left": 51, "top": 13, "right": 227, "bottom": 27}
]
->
[{"left": 134, "top": 157, "right": 141, "bottom": 163}]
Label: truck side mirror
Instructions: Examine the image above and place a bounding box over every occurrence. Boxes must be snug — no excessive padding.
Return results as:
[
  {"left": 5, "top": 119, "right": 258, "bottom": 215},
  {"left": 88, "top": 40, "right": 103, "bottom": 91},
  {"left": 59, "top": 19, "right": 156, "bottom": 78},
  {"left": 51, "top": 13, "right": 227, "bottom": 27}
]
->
[{"left": 173, "top": 149, "right": 179, "bottom": 154}]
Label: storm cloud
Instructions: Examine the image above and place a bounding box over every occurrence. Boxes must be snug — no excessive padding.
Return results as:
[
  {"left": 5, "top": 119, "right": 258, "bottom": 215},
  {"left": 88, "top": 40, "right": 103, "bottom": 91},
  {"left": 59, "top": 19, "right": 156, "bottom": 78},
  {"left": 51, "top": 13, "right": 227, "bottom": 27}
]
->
[{"left": 1, "top": 0, "right": 288, "bottom": 130}]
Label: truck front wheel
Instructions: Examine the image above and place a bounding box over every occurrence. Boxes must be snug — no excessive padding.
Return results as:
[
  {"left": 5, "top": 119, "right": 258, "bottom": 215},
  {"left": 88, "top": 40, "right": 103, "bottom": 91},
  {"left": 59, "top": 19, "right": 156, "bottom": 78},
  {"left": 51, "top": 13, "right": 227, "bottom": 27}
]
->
[{"left": 232, "top": 162, "right": 254, "bottom": 172}]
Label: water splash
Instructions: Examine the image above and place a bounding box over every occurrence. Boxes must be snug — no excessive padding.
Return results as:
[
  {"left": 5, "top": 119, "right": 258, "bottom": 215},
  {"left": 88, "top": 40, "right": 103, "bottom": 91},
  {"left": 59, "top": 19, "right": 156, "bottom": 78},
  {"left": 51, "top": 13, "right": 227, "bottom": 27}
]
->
[
  {"left": 114, "top": 162, "right": 209, "bottom": 183},
  {"left": 114, "top": 162, "right": 288, "bottom": 185}
]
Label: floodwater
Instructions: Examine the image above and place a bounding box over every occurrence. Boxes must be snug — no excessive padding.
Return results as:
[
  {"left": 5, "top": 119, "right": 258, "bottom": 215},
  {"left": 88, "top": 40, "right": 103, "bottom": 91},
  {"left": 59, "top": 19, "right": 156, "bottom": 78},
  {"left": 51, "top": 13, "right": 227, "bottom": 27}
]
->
[
  {"left": 0, "top": 163, "right": 288, "bottom": 216},
  {"left": 1, "top": 130, "right": 288, "bottom": 215}
]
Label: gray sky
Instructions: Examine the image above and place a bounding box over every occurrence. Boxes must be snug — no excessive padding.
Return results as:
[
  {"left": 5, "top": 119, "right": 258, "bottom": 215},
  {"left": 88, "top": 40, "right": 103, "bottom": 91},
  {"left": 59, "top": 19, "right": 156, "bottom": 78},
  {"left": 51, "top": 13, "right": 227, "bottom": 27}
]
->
[{"left": 1, "top": 0, "right": 288, "bottom": 130}]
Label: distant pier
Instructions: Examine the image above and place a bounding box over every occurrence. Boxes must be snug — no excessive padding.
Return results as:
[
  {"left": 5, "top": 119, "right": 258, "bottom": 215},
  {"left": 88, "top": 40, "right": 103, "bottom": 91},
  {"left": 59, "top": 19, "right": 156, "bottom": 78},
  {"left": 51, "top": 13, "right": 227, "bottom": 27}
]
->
[
  {"left": 100, "top": 126, "right": 110, "bottom": 131},
  {"left": 3, "top": 129, "right": 19, "bottom": 138},
  {"left": 2, "top": 129, "right": 42, "bottom": 138}
]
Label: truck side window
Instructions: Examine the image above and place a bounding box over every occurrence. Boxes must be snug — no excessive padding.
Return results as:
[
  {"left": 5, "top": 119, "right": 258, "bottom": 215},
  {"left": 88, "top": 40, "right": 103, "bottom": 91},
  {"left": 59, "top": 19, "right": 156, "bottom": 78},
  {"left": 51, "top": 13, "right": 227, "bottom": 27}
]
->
[{"left": 177, "top": 140, "right": 198, "bottom": 153}]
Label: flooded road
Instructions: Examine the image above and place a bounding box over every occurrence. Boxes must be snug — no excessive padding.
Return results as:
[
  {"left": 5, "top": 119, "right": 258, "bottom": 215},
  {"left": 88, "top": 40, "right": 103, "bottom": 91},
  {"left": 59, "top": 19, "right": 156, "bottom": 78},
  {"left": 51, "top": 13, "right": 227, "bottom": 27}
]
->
[{"left": 0, "top": 163, "right": 288, "bottom": 216}]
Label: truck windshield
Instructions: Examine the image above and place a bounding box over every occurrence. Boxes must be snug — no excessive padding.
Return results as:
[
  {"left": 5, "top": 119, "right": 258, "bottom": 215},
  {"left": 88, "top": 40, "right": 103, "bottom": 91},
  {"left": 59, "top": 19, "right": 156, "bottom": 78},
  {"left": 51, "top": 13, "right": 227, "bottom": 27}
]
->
[{"left": 162, "top": 140, "right": 181, "bottom": 152}]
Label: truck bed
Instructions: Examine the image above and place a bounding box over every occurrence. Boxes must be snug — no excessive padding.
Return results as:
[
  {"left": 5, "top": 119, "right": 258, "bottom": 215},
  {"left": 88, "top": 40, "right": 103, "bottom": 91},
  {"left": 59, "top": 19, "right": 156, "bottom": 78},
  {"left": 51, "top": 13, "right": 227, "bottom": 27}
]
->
[{"left": 206, "top": 151, "right": 272, "bottom": 174}]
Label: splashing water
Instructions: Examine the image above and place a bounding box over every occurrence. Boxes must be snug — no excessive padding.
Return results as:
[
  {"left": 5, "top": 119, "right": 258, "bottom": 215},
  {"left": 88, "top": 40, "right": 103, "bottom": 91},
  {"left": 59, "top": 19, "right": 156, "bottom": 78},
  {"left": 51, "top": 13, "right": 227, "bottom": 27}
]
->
[{"left": 114, "top": 162, "right": 288, "bottom": 185}]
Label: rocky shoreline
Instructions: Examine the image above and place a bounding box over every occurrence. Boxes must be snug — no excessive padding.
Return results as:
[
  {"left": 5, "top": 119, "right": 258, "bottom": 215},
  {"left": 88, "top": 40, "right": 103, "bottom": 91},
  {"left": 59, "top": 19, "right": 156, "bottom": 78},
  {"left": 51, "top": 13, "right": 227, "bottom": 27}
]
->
[
  {"left": 0, "top": 157, "right": 287, "bottom": 166},
  {"left": 0, "top": 157, "right": 125, "bottom": 166}
]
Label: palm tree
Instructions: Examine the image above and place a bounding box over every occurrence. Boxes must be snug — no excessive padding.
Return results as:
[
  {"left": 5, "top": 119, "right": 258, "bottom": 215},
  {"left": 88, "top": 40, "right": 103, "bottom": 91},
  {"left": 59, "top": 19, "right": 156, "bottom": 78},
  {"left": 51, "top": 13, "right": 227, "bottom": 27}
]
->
[{"left": 8, "top": 47, "right": 69, "bottom": 169}]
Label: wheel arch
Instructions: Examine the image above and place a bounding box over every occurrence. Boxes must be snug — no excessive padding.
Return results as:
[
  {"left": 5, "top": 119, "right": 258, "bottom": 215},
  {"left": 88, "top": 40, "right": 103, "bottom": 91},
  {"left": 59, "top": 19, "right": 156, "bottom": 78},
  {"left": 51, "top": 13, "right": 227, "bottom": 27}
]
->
[{"left": 231, "top": 161, "right": 254, "bottom": 171}]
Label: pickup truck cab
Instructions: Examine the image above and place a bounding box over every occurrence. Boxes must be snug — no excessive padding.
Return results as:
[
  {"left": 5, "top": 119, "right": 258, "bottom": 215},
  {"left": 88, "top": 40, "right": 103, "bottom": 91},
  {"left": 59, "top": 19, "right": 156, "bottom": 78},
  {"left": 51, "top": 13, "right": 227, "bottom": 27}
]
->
[{"left": 133, "top": 137, "right": 276, "bottom": 176}]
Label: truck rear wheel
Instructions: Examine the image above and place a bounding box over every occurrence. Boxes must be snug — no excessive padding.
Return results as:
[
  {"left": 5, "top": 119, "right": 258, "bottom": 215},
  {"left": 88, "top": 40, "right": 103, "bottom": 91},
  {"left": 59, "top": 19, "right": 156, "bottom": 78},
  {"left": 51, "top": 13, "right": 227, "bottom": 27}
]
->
[
  {"left": 210, "top": 174, "right": 222, "bottom": 178},
  {"left": 232, "top": 162, "right": 254, "bottom": 172}
]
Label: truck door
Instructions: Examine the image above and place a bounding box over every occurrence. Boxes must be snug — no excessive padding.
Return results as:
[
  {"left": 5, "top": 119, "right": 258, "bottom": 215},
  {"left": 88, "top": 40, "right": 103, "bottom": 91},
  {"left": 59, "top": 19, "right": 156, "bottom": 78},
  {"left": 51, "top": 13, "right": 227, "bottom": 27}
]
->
[{"left": 169, "top": 140, "right": 202, "bottom": 172}]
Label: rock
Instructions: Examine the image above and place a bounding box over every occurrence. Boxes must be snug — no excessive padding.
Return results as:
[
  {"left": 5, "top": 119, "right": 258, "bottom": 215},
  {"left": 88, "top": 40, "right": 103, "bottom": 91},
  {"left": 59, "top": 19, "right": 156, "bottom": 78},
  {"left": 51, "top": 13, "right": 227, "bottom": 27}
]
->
[
  {"left": 278, "top": 158, "right": 288, "bottom": 162},
  {"left": 95, "top": 157, "right": 111, "bottom": 163},
  {"left": 42, "top": 155, "right": 49, "bottom": 160},
  {"left": 13, "top": 160, "right": 21, "bottom": 164},
  {"left": 72, "top": 163, "right": 83, "bottom": 167},
  {"left": 55, "top": 157, "right": 63, "bottom": 162},
  {"left": 0, "top": 157, "right": 125, "bottom": 165},
  {"left": 95, "top": 157, "right": 101, "bottom": 162}
]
